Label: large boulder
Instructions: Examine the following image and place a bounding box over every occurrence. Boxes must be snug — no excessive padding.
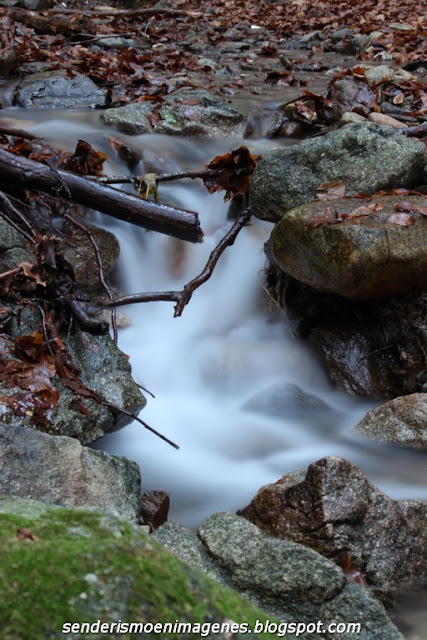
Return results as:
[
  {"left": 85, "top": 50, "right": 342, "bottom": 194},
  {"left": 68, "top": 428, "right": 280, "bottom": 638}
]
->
[
  {"left": 156, "top": 513, "right": 403, "bottom": 639},
  {"left": 0, "top": 497, "right": 272, "bottom": 640},
  {"left": 102, "top": 88, "right": 246, "bottom": 137},
  {"left": 0, "top": 423, "right": 141, "bottom": 519},
  {"left": 354, "top": 393, "right": 427, "bottom": 449},
  {"left": 240, "top": 457, "right": 427, "bottom": 590},
  {"left": 270, "top": 195, "right": 427, "bottom": 299},
  {"left": 269, "top": 272, "right": 427, "bottom": 397},
  {"left": 250, "top": 123, "right": 425, "bottom": 223},
  {"left": 13, "top": 70, "right": 106, "bottom": 109}
]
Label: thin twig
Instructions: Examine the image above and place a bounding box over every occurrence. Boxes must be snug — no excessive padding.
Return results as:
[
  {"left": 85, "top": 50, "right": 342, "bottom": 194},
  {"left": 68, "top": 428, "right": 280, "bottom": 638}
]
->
[
  {"left": 103, "top": 401, "right": 179, "bottom": 449},
  {"left": 85, "top": 169, "right": 216, "bottom": 186},
  {"left": 102, "top": 207, "right": 253, "bottom": 317}
]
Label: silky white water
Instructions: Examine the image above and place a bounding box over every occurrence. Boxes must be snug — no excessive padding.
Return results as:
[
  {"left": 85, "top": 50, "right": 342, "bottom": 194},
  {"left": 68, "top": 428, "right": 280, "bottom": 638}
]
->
[{"left": 2, "top": 107, "right": 426, "bottom": 528}]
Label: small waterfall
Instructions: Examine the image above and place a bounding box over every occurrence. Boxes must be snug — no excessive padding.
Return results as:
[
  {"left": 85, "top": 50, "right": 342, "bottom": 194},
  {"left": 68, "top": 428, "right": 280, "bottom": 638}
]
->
[{"left": 2, "top": 106, "right": 426, "bottom": 527}]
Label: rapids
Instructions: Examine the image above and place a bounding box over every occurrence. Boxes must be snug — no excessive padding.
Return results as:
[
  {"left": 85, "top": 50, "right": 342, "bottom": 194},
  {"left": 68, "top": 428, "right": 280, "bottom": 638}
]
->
[{"left": 1, "top": 106, "right": 426, "bottom": 529}]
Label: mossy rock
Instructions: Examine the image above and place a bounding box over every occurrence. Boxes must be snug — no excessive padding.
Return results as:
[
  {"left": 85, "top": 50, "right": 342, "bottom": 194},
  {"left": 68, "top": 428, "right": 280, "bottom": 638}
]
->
[{"left": 0, "top": 497, "right": 283, "bottom": 640}]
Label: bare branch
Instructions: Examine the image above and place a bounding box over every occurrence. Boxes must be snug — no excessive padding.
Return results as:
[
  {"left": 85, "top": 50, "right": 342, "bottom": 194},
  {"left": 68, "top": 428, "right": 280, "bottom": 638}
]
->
[
  {"left": 0, "top": 148, "right": 203, "bottom": 243},
  {"left": 102, "top": 207, "right": 253, "bottom": 317}
]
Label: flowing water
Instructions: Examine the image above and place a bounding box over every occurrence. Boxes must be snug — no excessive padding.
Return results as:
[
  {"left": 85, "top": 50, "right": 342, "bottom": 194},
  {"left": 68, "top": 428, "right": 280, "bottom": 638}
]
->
[{"left": 1, "top": 105, "right": 426, "bottom": 532}]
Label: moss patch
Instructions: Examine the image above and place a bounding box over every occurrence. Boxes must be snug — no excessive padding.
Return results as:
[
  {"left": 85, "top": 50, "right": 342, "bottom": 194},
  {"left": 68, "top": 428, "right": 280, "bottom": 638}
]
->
[{"left": 0, "top": 500, "right": 285, "bottom": 640}]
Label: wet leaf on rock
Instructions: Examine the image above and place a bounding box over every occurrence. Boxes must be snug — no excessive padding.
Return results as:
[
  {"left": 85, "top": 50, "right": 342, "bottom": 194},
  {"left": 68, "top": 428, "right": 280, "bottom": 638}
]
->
[
  {"left": 316, "top": 181, "right": 347, "bottom": 200},
  {"left": 204, "top": 146, "right": 260, "bottom": 201}
]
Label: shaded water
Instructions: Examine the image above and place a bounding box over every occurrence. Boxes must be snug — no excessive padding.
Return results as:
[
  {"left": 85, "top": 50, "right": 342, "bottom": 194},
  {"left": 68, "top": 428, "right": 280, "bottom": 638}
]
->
[{"left": 1, "top": 106, "right": 426, "bottom": 530}]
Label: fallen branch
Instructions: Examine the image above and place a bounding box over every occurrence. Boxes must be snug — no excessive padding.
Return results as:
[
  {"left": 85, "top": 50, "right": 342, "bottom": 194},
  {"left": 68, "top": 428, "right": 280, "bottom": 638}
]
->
[
  {"left": 102, "top": 207, "right": 252, "bottom": 317},
  {"left": 0, "top": 148, "right": 203, "bottom": 243},
  {"left": 48, "top": 7, "right": 203, "bottom": 17},
  {"left": 0, "top": 126, "right": 41, "bottom": 141}
]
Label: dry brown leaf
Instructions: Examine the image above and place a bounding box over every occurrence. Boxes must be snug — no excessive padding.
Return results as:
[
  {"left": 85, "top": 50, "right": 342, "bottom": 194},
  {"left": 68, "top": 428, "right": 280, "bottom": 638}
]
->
[
  {"left": 316, "top": 181, "right": 347, "bottom": 200},
  {"left": 387, "top": 213, "right": 414, "bottom": 226}
]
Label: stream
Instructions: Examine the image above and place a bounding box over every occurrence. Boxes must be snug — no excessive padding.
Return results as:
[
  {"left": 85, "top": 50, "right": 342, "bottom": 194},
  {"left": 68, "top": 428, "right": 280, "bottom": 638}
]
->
[{"left": 1, "top": 103, "right": 426, "bottom": 532}]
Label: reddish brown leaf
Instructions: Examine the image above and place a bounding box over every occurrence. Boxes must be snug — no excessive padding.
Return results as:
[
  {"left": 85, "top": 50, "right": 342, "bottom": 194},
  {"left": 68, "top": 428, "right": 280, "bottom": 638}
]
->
[
  {"left": 308, "top": 207, "right": 341, "bottom": 230},
  {"left": 204, "top": 146, "right": 260, "bottom": 201}
]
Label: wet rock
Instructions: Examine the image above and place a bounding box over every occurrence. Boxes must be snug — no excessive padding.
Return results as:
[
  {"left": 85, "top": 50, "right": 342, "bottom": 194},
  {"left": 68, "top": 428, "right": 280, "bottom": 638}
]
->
[
  {"left": 102, "top": 88, "right": 245, "bottom": 137},
  {"left": 270, "top": 195, "right": 427, "bottom": 299},
  {"left": 196, "top": 512, "right": 403, "bottom": 639},
  {"left": 63, "top": 222, "right": 120, "bottom": 292},
  {"left": 0, "top": 48, "right": 16, "bottom": 76},
  {"left": 240, "top": 457, "right": 427, "bottom": 590},
  {"left": 139, "top": 490, "right": 170, "bottom": 530},
  {"left": 270, "top": 274, "right": 427, "bottom": 397},
  {"left": 354, "top": 394, "right": 427, "bottom": 449},
  {"left": 66, "top": 327, "right": 146, "bottom": 433},
  {"left": 13, "top": 70, "right": 105, "bottom": 109},
  {"left": 0, "top": 217, "right": 33, "bottom": 271},
  {"left": 0, "top": 216, "right": 145, "bottom": 442},
  {"left": 250, "top": 123, "right": 425, "bottom": 223},
  {"left": 0, "top": 423, "right": 141, "bottom": 519},
  {"left": 361, "top": 64, "right": 414, "bottom": 87}
]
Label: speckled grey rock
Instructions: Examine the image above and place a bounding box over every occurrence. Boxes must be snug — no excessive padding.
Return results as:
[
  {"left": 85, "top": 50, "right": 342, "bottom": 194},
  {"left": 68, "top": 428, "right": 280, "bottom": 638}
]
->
[
  {"left": 63, "top": 223, "right": 120, "bottom": 293},
  {"left": 13, "top": 70, "right": 105, "bottom": 109},
  {"left": 270, "top": 195, "right": 427, "bottom": 299},
  {"left": 153, "top": 521, "right": 221, "bottom": 580},
  {"left": 250, "top": 123, "right": 425, "bottom": 222},
  {"left": 196, "top": 512, "right": 403, "bottom": 640},
  {"left": 241, "top": 457, "right": 427, "bottom": 590},
  {"left": 0, "top": 217, "right": 32, "bottom": 271},
  {"left": 102, "top": 88, "right": 245, "bottom": 137},
  {"left": 0, "top": 423, "right": 141, "bottom": 520},
  {"left": 354, "top": 394, "right": 427, "bottom": 449}
]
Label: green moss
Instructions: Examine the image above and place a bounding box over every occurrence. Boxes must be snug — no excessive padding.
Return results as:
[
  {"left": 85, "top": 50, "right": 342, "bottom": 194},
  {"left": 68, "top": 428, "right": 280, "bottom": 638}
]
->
[{"left": 0, "top": 505, "right": 286, "bottom": 640}]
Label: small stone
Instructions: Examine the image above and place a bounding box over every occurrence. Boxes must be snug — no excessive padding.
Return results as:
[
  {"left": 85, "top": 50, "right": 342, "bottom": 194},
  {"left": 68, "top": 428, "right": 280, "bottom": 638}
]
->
[{"left": 368, "top": 112, "right": 407, "bottom": 129}]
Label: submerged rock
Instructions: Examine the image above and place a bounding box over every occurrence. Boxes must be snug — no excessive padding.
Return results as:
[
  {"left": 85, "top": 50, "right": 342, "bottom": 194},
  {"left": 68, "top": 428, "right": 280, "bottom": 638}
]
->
[
  {"left": 0, "top": 423, "right": 141, "bottom": 519},
  {"left": 270, "top": 195, "right": 427, "bottom": 299},
  {"left": 102, "top": 88, "right": 246, "bottom": 137},
  {"left": 250, "top": 123, "right": 425, "bottom": 223},
  {"left": 354, "top": 394, "right": 427, "bottom": 449},
  {"left": 13, "top": 70, "right": 106, "bottom": 109},
  {"left": 240, "top": 457, "right": 427, "bottom": 590}
]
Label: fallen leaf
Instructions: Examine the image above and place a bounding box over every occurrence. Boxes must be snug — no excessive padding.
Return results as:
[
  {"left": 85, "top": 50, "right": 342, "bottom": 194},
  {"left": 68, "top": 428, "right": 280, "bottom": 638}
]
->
[
  {"left": 316, "top": 181, "right": 347, "bottom": 200},
  {"left": 308, "top": 207, "right": 341, "bottom": 230},
  {"left": 395, "top": 201, "right": 427, "bottom": 216},
  {"left": 387, "top": 212, "right": 414, "bottom": 226},
  {"left": 16, "top": 528, "right": 39, "bottom": 542}
]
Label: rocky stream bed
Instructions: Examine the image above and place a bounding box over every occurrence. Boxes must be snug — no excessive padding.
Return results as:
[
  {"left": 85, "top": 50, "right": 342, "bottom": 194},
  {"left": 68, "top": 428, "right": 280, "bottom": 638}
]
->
[{"left": 0, "top": 0, "right": 426, "bottom": 638}]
